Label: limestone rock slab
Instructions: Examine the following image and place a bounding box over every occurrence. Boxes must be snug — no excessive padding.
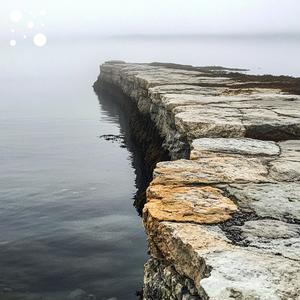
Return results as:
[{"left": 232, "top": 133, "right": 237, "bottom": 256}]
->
[
  {"left": 236, "top": 219, "right": 300, "bottom": 260},
  {"left": 191, "top": 138, "right": 280, "bottom": 159},
  {"left": 144, "top": 185, "right": 237, "bottom": 224},
  {"left": 201, "top": 248, "right": 300, "bottom": 300},
  {"left": 153, "top": 156, "right": 271, "bottom": 185},
  {"left": 224, "top": 183, "right": 300, "bottom": 223}
]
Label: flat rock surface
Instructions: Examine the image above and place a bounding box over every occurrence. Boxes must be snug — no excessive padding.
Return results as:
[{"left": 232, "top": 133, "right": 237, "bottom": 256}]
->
[
  {"left": 98, "top": 62, "right": 300, "bottom": 300},
  {"left": 191, "top": 138, "right": 280, "bottom": 158},
  {"left": 236, "top": 219, "right": 300, "bottom": 260},
  {"left": 224, "top": 182, "right": 300, "bottom": 223},
  {"left": 201, "top": 248, "right": 300, "bottom": 300},
  {"left": 145, "top": 185, "right": 237, "bottom": 224},
  {"left": 145, "top": 139, "right": 300, "bottom": 299},
  {"left": 153, "top": 156, "right": 271, "bottom": 185},
  {"left": 99, "top": 62, "right": 300, "bottom": 143}
]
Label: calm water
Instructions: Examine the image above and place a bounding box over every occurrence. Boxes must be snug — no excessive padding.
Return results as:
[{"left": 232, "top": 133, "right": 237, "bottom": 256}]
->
[{"left": 0, "top": 36, "right": 299, "bottom": 300}]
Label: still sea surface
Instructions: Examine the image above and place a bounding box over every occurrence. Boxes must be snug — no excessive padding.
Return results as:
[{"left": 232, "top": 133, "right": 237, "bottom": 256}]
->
[{"left": 0, "top": 36, "right": 299, "bottom": 300}]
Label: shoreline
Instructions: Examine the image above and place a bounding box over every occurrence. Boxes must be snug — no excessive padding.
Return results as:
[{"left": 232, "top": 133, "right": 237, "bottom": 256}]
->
[{"left": 94, "top": 61, "right": 300, "bottom": 299}]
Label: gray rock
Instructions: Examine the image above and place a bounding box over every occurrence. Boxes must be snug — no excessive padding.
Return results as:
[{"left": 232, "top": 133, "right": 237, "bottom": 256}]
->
[
  {"left": 225, "top": 183, "right": 300, "bottom": 222},
  {"left": 98, "top": 62, "right": 300, "bottom": 157},
  {"left": 143, "top": 258, "right": 201, "bottom": 300},
  {"left": 270, "top": 140, "right": 300, "bottom": 181},
  {"left": 191, "top": 137, "right": 280, "bottom": 158},
  {"left": 236, "top": 219, "right": 300, "bottom": 260},
  {"left": 97, "top": 62, "right": 300, "bottom": 300},
  {"left": 200, "top": 248, "right": 300, "bottom": 300}
]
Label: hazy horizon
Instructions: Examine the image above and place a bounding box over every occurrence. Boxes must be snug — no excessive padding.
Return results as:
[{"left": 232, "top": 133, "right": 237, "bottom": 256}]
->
[
  {"left": 1, "top": 0, "right": 300, "bottom": 42},
  {"left": 1, "top": 0, "right": 300, "bottom": 77}
]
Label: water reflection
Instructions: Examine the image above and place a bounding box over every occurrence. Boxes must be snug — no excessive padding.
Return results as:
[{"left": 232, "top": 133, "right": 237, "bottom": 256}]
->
[
  {"left": 94, "top": 83, "right": 170, "bottom": 215},
  {"left": 0, "top": 78, "right": 169, "bottom": 300},
  {"left": 0, "top": 59, "right": 150, "bottom": 300}
]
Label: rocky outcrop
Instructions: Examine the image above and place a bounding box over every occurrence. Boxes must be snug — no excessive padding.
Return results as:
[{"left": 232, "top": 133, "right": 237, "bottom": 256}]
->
[
  {"left": 95, "top": 61, "right": 300, "bottom": 300},
  {"left": 144, "top": 139, "right": 300, "bottom": 300}
]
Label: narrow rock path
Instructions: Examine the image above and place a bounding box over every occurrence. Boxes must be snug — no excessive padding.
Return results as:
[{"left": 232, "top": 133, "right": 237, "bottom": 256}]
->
[{"left": 95, "top": 61, "right": 300, "bottom": 300}]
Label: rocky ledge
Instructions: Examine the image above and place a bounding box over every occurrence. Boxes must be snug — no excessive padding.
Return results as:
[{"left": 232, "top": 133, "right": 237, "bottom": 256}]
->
[{"left": 95, "top": 61, "right": 300, "bottom": 300}]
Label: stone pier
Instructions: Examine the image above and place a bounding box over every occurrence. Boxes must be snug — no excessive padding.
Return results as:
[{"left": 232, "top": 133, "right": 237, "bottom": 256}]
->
[{"left": 95, "top": 61, "right": 300, "bottom": 300}]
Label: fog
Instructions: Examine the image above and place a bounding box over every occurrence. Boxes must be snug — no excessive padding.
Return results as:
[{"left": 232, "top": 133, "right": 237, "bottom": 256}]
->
[{"left": 1, "top": 0, "right": 300, "bottom": 40}]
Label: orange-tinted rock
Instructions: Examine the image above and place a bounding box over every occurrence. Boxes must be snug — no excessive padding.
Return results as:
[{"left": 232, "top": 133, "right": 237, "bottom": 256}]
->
[{"left": 144, "top": 185, "right": 237, "bottom": 224}]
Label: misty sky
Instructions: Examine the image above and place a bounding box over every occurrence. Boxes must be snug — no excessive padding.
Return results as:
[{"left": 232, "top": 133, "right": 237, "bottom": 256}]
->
[{"left": 1, "top": 0, "right": 300, "bottom": 38}]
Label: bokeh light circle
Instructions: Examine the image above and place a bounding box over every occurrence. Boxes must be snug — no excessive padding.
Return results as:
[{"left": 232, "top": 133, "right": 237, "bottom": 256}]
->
[
  {"left": 33, "top": 33, "right": 47, "bottom": 47},
  {"left": 10, "top": 40, "right": 17, "bottom": 47}
]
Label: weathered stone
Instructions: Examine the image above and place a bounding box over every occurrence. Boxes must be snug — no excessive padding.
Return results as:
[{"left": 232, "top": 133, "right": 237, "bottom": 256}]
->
[
  {"left": 143, "top": 258, "right": 200, "bottom": 300},
  {"left": 144, "top": 185, "right": 237, "bottom": 224},
  {"left": 279, "top": 140, "right": 300, "bottom": 162},
  {"left": 98, "top": 62, "right": 300, "bottom": 157},
  {"left": 200, "top": 248, "right": 300, "bottom": 300},
  {"left": 96, "top": 62, "right": 300, "bottom": 300},
  {"left": 145, "top": 220, "right": 300, "bottom": 300},
  {"left": 144, "top": 220, "right": 231, "bottom": 296},
  {"left": 191, "top": 137, "right": 280, "bottom": 159},
  {"left": 269, "top": 140, "right": 300, "bottom": 181},
  {"left": 224, "top": 182, "right": 300, "bottom": 223},
  {"left": 236, "top": 219, "right": 300, "bottom": 260},
  {"left": 153, "top": 156, "right": 271, "bottom": 185},
  {"left": 174, "top": 106, "right": 246, "bottom": 140}
]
